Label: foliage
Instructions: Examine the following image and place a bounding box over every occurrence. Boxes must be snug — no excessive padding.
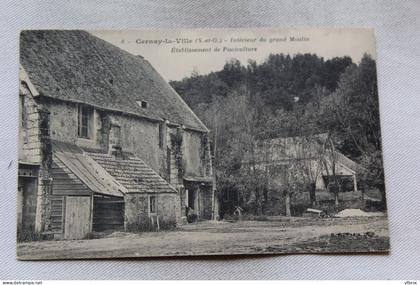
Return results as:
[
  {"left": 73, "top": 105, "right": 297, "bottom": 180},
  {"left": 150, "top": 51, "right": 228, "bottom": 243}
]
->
[
  {"left": 17, "top": 226, "right": 47, "bottom": 242},
  {"left": 319, "top": 55, "right": 386, "bottom": 208},
  {"left": 170, "top": 129, "right": 185, "bottom": 179},
  {"left": 187, "top": 212, "right": 198, "bottom": 223},
  {"left": 170, "top": 53, "right": 385, "bottom": 214}
]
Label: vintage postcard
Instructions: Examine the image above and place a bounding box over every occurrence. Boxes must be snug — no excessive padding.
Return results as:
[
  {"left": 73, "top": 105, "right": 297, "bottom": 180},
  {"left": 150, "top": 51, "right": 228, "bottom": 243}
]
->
[{"left": 17, "top": 28, "right": 389, "bottom": 260}]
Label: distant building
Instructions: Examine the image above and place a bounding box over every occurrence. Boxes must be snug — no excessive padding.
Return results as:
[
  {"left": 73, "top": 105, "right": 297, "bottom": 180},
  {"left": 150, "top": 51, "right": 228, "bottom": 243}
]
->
[
  {"left": 230, "top": 134, "right": 361, "bottom": 216},
  {"left": 249, "top": 134, "right": 359, "bottom": 191},
  {"left": 18, "top": 30, "right": 215, "bottom": 240}
]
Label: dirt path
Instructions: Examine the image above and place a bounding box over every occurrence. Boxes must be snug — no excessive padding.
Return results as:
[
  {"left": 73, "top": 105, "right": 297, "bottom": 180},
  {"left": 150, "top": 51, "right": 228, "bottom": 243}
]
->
[{"left": 17, "top": 216, "right": 389, "bottom": 260}]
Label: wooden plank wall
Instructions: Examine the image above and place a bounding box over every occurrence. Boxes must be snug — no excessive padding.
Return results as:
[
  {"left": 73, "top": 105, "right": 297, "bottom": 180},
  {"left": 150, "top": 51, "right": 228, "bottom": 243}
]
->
[
  {"left": 50, "top": 160, "right": 92, "bottom": 235},
  {"left": 50, "top": 159, "right": 125, "bottom": 236},
  {"left": 51, "top": 161, "right": 92, "bottom": 196}
]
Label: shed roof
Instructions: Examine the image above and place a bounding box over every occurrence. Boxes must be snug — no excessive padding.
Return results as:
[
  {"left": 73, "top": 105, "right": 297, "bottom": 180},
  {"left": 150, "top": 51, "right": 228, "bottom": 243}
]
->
[
  {"left": 86, "top": 152, "right": 177, "bottom": 194},
  {"left": 20, "top": 30, "right": 208, "bottom": 132},
  {"left": 52, "top": 141, "right": 126, "bottom": 197}
]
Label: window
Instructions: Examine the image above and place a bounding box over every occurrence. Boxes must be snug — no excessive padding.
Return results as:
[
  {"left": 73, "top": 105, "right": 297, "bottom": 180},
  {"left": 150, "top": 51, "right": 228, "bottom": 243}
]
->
[
  {"left": 149, "top": 196, "right": 156, "bottom": 215},
  {"left": 77, "top": 104, "right": 93, "bottom": 139},
  {"left": 136, "top": 100, "right": 148, "bottom": 109},
  {"left": 109, "top": 125, "right": 121, "bottom": 147}
]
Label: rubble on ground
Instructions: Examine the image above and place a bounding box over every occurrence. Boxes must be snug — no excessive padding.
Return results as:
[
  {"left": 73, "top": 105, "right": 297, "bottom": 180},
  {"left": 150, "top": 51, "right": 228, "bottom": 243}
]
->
[{"left": 335, "top": 208, "right": 385, "bottom": 218}]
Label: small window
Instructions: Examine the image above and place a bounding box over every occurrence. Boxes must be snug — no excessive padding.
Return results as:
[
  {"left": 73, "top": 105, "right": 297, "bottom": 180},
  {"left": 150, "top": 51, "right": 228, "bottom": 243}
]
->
[
  {"left": 78, "top": 104, "right": 93, "bottom": 139},
  {"left": 109, "top": 125, "right": 121, "bottom": 146},
  {"left": 136, "top": 100, "right": 148, "bottom": 109},
  {"left": 149, "top": 196, "right": 156, "bottom": 215}
]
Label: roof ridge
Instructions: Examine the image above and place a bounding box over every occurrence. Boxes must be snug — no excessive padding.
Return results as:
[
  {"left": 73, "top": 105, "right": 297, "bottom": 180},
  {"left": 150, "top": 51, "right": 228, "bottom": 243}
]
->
[{"left": 20, "top": 30, "right": 208, "bottom": 132}]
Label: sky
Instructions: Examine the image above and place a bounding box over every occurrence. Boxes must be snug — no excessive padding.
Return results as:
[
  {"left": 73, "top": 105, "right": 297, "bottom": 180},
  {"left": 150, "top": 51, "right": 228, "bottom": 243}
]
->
[{"left": 91, "top": 28, "right": 376, "bottom": 81}]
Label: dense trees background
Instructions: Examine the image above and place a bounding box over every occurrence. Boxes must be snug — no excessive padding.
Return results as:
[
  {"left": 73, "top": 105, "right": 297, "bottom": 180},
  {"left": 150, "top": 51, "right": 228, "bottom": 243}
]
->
[{"left": 170, "top": 53, "right": 385, "bottom": 214}]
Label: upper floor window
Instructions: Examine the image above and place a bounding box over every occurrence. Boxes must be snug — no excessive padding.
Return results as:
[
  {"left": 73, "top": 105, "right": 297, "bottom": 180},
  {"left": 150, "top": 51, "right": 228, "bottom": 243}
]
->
[
  {"left": 109, "top": 124, "right": 121, "bottom": 147},
  {"left": 77, "top": 104, "right": 93, "bottom": 139}
]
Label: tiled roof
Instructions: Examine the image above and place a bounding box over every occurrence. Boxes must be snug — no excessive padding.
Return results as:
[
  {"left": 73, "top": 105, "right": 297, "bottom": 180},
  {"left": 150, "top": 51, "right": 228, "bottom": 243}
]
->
[
  {"left": 86, "top": 152, "right": 177, "bottom": 194},
  {"left": 20, "top": 30, "right": 208, "bottom": 132}
]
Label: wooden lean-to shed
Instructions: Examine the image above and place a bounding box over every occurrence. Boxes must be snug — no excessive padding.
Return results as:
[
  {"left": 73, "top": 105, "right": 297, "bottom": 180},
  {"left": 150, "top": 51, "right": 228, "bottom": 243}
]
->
[
  {"left": 51, "top": 141, "right": 126, "bottom": 239},
  {"left": 49, "top": 141, "right": 178, "bottom": 239}
]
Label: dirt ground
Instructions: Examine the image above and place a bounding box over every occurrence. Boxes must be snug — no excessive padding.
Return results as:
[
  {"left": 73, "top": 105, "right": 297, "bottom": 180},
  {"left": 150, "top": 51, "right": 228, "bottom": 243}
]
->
[{"left": 16, "top": 216, "right": 389, "bottom": 260}]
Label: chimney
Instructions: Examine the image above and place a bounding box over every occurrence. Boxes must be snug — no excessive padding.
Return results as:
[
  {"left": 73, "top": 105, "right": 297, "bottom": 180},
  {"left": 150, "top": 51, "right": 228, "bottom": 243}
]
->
[{"left": 108, "top": 124, "right": 123, "bottom": 159}]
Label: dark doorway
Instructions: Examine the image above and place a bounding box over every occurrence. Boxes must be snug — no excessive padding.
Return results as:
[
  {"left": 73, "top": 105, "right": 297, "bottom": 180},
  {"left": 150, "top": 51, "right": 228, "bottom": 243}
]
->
[
  {"left": 18, "top": 177, "right": 38, "bottom": 231},
  {"left": 92, "top": 196, "right": 125, "bottom": 232},
  {"left": 188, "top": 188, "right": 196, "bottom": 209}
]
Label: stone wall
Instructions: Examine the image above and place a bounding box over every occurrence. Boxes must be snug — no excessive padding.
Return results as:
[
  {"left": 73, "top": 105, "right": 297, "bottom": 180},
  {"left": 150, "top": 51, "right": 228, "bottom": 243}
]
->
[
  {"left": 48, "top": 100, "right": 81, "bottom": 145},
  {"left": 45, "top": 98, "right": 213, "bottom": 180},
  {"left": 182, "top": 130, "right": 213, "bottom": 178},
  {"left": 183, "top": 130, "right": 204, "bottom": 177},
  {"left": 19, "top": 83, "right": 42, "bottom": 164},
  {"left": 157, "top": 194, "right": 178, "bottom": 224},
  {"left": 37, "top": 105, "right": 53, "bottom": 233},
  {"left": 124, "top": 193, "right": 177, "bottom": 231},
  {"left": 46, "top": 100, "right": 165, "bottom": 174},
  {"left": 41, "top": 99, "right": 212, "bottom": 226},
  {"left": 19, "top": 81, "right": 53, "bottom": 234},
  {"left": 106, "top": 112, "right": 162, "bottom": 173}
]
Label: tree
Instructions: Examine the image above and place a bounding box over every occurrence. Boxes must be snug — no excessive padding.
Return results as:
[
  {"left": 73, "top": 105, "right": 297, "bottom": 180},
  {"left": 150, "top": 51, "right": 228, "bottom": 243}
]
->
[
  {"left": 320, "top": 54, "right": 386, "bottom": 209},
  {"left": 170, "top": 53, "right": 385, "bottom": 216}
]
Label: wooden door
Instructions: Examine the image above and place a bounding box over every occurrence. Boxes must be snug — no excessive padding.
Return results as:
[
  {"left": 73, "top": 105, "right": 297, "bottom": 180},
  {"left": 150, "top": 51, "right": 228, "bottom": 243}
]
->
[{"left": 64, "top": 196, "right": 91, "bottom": 240}]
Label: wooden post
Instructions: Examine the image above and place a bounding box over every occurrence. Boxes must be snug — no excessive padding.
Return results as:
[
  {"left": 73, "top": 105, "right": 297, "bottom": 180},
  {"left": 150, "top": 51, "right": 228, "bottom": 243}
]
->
[
  {"left": 353, "top": 174, "right": 358, "bottom": 192},
  {"left": 89, "top": 195, "right": 94, "bottom": 232},
  {"left": 285, "top": 190, "right": 291, "bottom": 217}
]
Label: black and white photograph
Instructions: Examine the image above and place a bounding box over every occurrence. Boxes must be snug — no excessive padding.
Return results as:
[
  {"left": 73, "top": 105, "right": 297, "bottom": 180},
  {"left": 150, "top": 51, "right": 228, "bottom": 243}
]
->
[{"left": 16, "top": 28, "right": 389, "bottom": 260}]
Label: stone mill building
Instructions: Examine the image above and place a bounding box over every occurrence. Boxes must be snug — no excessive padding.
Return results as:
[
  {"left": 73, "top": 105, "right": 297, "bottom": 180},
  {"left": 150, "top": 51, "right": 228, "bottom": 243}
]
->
[{"left": 17, "top": 30, "right": 216, "bottom": 239}]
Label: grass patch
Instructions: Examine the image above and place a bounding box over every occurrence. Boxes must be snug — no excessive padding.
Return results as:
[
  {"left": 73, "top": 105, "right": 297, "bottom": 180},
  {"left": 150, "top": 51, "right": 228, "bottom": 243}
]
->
[
  {"left": 126, "top": 217, "right": 176, "bottom": 232},
  {"left": 224, "top": 214, "right": 268, "bottom": 221}
]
